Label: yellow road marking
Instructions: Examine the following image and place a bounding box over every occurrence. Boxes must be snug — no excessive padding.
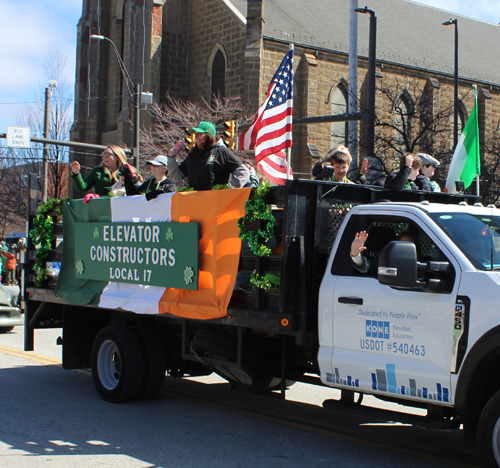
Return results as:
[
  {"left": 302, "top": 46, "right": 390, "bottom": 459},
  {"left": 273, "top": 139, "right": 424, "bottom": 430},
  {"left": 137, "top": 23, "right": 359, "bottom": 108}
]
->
[{"left": 0, "top": 345, "right": 62, "bottom": 365}]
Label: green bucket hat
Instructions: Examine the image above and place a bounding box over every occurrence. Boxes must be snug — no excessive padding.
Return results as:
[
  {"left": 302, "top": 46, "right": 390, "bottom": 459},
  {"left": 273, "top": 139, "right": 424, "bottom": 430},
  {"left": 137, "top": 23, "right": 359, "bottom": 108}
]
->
[{"left": 191, "top": 121, "right": 216, "bottom": 136}]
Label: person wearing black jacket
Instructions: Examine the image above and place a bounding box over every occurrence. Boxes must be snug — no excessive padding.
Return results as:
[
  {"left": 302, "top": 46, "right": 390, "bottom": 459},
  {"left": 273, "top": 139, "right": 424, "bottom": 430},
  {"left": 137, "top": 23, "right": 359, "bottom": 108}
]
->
[
  {"left": 121, "top": 155, "right": 177, "bottom": 200},
  {"left": 312, "top": 145, "right": 370, "bottom": 184},
  {"left": 415, "top": 153, "right": 441, "bottom": 192},
  {"left": 166, "top": 121, "right": 249, "bottom": 191},
  {"left": 384, "top": 153, "right": 422, "bottom": 190}
]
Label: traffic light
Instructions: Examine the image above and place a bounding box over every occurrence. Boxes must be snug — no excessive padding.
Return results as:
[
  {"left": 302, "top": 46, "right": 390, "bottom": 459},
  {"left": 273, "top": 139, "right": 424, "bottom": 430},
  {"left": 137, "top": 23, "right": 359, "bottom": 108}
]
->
[
  {"left": 185, "top": 128, "right": 196, "bottom": 152},
  {"left": 223, "top": 120, "right": 237, "bottom": 150}
]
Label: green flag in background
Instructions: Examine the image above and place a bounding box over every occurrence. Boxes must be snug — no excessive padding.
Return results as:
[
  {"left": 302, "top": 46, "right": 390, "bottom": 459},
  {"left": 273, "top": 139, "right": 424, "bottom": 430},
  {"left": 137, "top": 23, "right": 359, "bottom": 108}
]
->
[{"left": 445, "top": 86, "right": 481, "bottom": 193}]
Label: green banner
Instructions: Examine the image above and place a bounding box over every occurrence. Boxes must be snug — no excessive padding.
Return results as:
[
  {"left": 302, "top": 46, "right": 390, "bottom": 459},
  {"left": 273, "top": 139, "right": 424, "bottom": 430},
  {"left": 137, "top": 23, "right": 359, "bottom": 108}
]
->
[{"left": 74, "top": 222, "right": 199, "bottom": 289}]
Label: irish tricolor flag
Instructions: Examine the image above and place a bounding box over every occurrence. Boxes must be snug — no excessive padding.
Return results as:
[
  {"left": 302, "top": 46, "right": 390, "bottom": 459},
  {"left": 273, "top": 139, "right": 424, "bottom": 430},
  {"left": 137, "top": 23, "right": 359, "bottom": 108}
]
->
[
  {"left": 56, "top": 188, "right": 250, "bottom": 320},
  {"left": 445, "top": 88, "right": 481, "bottom": 194}
]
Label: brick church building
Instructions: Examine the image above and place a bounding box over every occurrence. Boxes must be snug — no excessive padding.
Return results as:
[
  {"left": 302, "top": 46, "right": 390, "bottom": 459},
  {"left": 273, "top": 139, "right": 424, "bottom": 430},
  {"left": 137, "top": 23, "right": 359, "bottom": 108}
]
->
[{"left": 71, "top": 0, "right": 500, "bottom": 186}]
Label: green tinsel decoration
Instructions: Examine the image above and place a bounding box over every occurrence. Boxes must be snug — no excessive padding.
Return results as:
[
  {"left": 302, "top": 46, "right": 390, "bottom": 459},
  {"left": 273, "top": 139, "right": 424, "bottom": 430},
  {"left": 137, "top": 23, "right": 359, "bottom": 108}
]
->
[
  {"left": 29, "top": 214, "right": 55, "bottom": 287},
  {"left": 237, "top": 182, "right": 276, "bottom": 257},
  {"left": 250, "top": 271, "right": 273, "bottom": 291}
]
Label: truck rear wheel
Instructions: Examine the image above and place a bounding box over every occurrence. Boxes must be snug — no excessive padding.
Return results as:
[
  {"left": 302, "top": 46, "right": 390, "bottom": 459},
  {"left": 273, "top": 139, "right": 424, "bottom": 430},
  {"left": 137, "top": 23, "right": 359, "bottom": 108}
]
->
[
  {"left": 91, "top": 326, "right": 144, "bottom": 403},
  {"left": 190, "top": 329, "right": 274, "bottom": 394},
  {"left": 477, "top": 390, "right": 500, "bottom": 467},
  {"left": 133, "top": 326, "right": 166, "bottom": 400}
]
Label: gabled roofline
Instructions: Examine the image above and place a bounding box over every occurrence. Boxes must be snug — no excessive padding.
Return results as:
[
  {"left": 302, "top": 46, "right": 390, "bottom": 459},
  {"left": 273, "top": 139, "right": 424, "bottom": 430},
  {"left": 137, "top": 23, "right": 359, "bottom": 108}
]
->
[
  {"left": 223, "top": 0, "right": 246, "bottom": 24},
  {"left": 263, "top": 36, "right": 499, "bottom": 90}
]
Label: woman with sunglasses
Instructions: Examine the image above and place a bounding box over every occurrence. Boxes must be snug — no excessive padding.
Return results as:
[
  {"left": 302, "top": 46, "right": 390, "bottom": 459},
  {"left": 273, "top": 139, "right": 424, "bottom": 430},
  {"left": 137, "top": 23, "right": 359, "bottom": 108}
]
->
[{"left": 70, "top": 145, "right": 128, "bottom": 197}]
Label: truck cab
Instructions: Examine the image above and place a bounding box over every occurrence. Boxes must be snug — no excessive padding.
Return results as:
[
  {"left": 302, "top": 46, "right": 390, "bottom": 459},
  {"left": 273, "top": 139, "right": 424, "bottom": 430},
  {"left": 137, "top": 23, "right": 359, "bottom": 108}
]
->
[{"left": 318, "top": 201, "right": 500, "bottom": 465}]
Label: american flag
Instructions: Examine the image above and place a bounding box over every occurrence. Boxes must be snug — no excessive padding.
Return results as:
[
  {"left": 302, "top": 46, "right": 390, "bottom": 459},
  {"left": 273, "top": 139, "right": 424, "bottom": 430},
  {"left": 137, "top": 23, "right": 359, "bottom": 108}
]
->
[
  {"left": 240, "top": 45, "right": 294, "bottom": 184},
  {"left": 256, "top": 151, "right": 293, "bottom": 186}
]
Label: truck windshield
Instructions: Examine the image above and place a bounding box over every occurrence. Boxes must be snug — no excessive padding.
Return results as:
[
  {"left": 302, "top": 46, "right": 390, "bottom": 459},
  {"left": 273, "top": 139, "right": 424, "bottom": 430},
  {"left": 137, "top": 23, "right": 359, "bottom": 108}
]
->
[{"left": 429, "top": 212, "right": 500, "bottom": 271}]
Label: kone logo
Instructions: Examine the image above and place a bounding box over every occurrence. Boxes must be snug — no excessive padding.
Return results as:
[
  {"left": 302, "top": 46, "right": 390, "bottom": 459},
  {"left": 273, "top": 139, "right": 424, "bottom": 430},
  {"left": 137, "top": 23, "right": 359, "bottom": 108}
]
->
[{"left": 366, "top": 320, "right": 390, "bottom": 339}]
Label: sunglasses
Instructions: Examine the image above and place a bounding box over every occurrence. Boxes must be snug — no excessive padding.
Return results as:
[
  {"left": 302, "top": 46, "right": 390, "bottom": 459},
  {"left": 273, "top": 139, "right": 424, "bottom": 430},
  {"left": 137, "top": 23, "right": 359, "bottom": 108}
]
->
[{"left": 102, "top": 151, "right": 115, "bottom": 157}]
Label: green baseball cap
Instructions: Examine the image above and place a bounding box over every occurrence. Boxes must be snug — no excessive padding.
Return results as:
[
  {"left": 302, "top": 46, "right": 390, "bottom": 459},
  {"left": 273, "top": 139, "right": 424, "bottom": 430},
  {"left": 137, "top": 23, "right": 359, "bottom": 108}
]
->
[{"left": 191, "top": 121, "right": 216, "bottom": 135}]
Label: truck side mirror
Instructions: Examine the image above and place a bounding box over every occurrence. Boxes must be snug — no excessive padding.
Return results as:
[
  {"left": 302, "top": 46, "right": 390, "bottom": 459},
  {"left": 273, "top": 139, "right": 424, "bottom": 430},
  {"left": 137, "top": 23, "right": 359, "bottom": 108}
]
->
[{"left": 378, "top": 241, "right": 417, "bottom": 288}]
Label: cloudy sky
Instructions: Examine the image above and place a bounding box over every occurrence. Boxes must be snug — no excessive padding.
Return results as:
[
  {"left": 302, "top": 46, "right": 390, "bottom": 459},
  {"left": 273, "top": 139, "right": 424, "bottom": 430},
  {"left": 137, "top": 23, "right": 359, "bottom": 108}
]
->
[{"left": 0, "top": 0, "right": 499, "bottom": 143}]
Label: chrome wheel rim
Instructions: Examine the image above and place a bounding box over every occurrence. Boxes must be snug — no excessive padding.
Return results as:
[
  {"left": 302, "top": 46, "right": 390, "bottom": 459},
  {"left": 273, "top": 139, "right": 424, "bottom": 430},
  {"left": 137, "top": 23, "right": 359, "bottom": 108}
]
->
[{"left": 98, "top": 339, "right": 121, "bottom": 390}]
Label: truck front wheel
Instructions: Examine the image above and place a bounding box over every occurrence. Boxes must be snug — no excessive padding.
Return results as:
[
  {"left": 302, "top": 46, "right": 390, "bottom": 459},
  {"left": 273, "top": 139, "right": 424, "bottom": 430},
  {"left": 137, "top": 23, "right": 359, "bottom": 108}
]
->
[
  {"left": 91, "top": 326, "right": 144, "bottom": 403},
  {"left": 477, "top": 390, "right": 500, "bottom": 467}
]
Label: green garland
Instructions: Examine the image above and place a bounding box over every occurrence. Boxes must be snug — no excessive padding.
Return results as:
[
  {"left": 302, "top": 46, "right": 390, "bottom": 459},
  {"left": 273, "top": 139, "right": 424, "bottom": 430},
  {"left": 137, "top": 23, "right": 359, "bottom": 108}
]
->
[
  {"left": 178, "top": 185, "right": 232, "bottom": 192},
  {"left": 250, "top": 271, "right": 280, "bottom": 292},
  {"left": 37, "top": 197, "right": 68, "bottom": 218},
  {"left": 29, "top": 198, "right": 63, "bottom": 287},
  {"left": 29, "top": 214, "right": 54, "bottom": 286},
  {"left": 237, "top": 183, "right": 276, "bottom": 257},
  {"left": 250, "top": 272, "right": 273, "bottom": 291},
  {"left": 212, "top": 184, "right": 232, "bottom": 191}
]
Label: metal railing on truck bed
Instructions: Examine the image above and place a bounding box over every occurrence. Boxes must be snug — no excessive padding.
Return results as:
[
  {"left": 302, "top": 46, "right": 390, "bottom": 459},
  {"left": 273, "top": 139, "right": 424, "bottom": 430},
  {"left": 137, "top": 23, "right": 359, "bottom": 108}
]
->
[{"left": 227, "top": 180, "right": 480, "bottom": 345}]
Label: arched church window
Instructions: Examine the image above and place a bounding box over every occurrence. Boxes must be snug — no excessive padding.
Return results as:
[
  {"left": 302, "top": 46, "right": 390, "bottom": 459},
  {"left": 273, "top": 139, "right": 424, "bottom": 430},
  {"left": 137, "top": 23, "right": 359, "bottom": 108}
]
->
[
  {"left": 211, "top": 50, "right": 226, "bottom": 106},
  {"left": 393, "top": 89, "right": 414, "bottom": 154},
  {"left": 330, "top": 83, "right": 348, "bottom": 146}
]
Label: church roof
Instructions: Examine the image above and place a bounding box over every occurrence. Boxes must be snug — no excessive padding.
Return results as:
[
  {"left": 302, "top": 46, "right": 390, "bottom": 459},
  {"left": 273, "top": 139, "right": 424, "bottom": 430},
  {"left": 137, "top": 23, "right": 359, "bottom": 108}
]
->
[{"left": 230, "top": 0, "right": 500, "bottom": 86}]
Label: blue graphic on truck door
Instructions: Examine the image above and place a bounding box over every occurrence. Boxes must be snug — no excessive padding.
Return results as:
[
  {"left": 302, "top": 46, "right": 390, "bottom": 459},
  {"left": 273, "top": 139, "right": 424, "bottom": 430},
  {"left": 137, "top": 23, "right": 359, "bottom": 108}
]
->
[{"left": 326, "top": 364, "right": 449, "bottom": 402}]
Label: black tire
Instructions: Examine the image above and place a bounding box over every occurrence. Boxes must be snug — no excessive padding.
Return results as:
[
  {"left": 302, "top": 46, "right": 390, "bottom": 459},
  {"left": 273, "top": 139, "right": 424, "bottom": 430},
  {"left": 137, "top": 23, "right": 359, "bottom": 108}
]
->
[
  {"left": 477, "top": 390, "right": 500, "bottom": 467},
  {"left": 0, "top": 327, "right": 14, "bottom": 334},
  {"left": 91, "top": 326, "right": 144, "bottom": 403},
  {"left": 133, "top": 326, "right": 166, "bottom": 400},
  {"left": 190, "top": 329, "right": 274, "bottom": 394}
]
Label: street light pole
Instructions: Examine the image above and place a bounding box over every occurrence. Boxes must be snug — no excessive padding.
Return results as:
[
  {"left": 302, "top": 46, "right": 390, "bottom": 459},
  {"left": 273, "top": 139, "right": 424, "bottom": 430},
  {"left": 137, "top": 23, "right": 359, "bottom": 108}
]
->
[
  {"left": 443, "top": 19, "right": 459, "bottom": 151},
  {"left": 355, "top": 6, "right": 377, "bottom": 158},
  {"left": 90, "top": 34, "right": 141, "bottom": 170},
  {"left": 133, "top": 83, "right": 141, "bottom": 172}
]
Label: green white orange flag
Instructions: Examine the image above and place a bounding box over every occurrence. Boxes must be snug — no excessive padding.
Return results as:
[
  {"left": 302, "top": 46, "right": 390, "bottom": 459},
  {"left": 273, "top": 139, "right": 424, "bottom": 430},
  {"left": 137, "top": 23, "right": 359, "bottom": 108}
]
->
[
  {"left": 56, "top": 188, "right": 250, "bottom": 320},
  {"left": 445, "top": 87, "right": 481, "bottom": 193}
]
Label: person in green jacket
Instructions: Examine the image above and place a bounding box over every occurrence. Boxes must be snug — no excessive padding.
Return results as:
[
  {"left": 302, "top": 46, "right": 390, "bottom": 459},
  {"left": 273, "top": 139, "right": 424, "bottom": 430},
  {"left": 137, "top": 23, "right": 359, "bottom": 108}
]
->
[
  {"left": 70, "top": 145, "right": 128, "bottom": 197},
  {"left": 0, "top": 241, "right": 7, "bottom": 285}
]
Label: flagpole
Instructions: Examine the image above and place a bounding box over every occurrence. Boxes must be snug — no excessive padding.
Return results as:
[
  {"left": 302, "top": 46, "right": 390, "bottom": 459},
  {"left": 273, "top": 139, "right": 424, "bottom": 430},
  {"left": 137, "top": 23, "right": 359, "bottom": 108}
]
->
[
  {"left": 287, "top": 43, "right": 294, "bottom": 181},
  {"left": 473, "top": 85, "right": 480, "bottom": 197},
  {"left": 286, "top": 147, "right": 291, "bottom": 179}
]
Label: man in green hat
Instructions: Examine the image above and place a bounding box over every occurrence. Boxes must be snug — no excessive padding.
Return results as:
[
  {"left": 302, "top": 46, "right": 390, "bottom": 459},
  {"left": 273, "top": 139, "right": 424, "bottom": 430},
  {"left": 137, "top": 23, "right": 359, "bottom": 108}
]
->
[{"left": 166, "top": 121, "right": 249, "bottom": 191}]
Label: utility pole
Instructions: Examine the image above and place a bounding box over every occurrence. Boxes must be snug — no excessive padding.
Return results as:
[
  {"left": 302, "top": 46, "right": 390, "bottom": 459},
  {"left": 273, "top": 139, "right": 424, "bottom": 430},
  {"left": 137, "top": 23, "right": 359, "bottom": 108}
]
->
[
  {"left": 348, "top": 0, "right": 359, "bottom": 161},
  {"left": 443, "top": 19, "right": 459, "bottom": 150},
  {"left": 42, "top": 80, "right": 57, "bottom": 202},
  {"left": 356, "top": 7, "right": 377, "bottom": 158}
]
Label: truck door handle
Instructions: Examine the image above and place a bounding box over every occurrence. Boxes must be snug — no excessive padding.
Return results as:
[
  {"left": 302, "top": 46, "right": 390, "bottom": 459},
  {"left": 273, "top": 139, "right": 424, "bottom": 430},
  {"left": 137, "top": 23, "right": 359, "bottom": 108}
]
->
[{"left": 338, "top": 297, "right": 363, "bottom": 305}]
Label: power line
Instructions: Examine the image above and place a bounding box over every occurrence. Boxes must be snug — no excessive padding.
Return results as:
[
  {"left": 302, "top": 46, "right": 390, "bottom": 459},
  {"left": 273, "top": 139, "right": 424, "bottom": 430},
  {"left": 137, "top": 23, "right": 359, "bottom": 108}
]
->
[{"left": 0, "top": 92, "right": 138, "bottom": 107}]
